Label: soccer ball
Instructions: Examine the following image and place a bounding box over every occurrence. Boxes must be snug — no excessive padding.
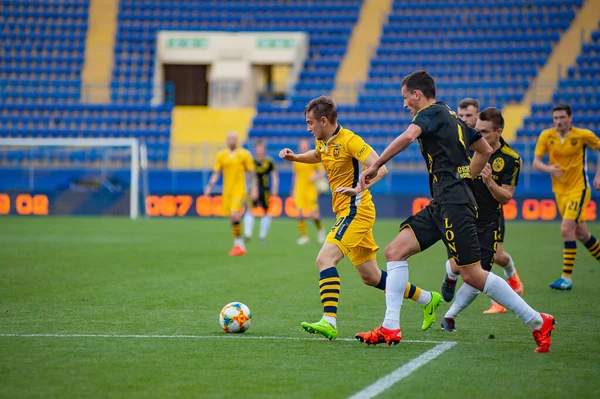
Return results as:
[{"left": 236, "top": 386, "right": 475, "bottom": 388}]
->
[{"left": 219, "top": 302, "right": 252, "bottom": 333}]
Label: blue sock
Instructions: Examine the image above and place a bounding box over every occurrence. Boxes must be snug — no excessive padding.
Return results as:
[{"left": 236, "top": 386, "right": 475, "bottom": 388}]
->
[
  {"left": 319, "top": 268, "right": 340, "bottom": 321},
  {"left": 376, "top": 270, "right": 387, "bottom": 291}
]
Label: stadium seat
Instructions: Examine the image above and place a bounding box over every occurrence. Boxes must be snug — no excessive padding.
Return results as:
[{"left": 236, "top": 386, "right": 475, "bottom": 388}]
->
[{"left": 520, "top": 20, "right": 600, "bottom": 139}]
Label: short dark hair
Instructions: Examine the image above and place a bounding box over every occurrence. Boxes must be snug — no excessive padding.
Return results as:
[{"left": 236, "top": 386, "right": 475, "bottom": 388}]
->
[
  {"left": 305, "top": 96, "right": 337, "bottom": 124},
  {"left": 552, "top": 103, "right": 572, "bottom": 117},
  {"left": 478, "top": 107, "right": 504, "bottom": 131},
  {"left": 254, "top": 139, "right": 265, "bottom": 148},
  {"left": 458, "top": 98, "right": 480, "bottom": 112},
  {"left": 401, "top": 70, "right": 436, "bottom": 99}
]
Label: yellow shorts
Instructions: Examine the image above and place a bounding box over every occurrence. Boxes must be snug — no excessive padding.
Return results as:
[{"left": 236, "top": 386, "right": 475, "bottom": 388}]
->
[
  {"left": 294, "top": 188, "right": 318, "bottom": 212},
  {"left": 326, "top": 205, "right": 379, "bottom": 266},
  {"left": 556, "top": 188, "right": 590, "bottom": 222},
  {"left": 222, "top": 192, "right": 246, "bottom": 216}
]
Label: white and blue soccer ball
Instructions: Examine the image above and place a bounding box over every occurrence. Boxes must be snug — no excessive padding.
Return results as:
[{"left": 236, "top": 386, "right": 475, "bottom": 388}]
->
[{"left": 219, "top": 302, "right": 252, "bottom": 333}]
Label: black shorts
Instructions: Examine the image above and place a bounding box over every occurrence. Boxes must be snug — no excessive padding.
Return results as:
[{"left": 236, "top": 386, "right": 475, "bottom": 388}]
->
[
  {"left": 497, "top": 212, "right": 505, "bottom": 243},
  {"left": 400, "top": 202, "right": 480, "bottom": 266},
  {"left": 445, "top": 219, "right": 500, "bottom": 271},
  {"left": 252, "top": 190, "right": 270, "bottom": 211},
  {"left": 476, "top": 219, "right": 501, "bottom": 271}
]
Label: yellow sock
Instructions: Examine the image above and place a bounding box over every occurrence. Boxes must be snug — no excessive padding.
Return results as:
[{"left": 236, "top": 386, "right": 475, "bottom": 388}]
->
[
  {"left": 584, "top": 235, "right": 600, "bottom": 262},
  {"left": 319, "top": 268, "right": 340, "bottom": 327},
  {"left": 298, "top": 219, "right": 307, "bottom": 236},
  {"left": 314, "top": 218, "right": 322, "bottom": 230},
  {"left": 404, "top": 282, "right": 422, "bottom": 301},
  {"left": 232, "top": 221, "right": 241, "bottom": 238},
  {"left": 562, "top": 241, "right": 576, "bottom": 279}
]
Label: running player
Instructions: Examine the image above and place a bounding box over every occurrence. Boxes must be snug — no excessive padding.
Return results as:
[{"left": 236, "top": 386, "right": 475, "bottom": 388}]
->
[
  {"left": 204, "top": 132, "right": 257, "bottom": 256},
  {"left": 456, "top": 98, "right": 520, "bottom": 297},
  {"left": 292, "top": 138, "right": 326, "bottom": 245},
  {"left": 356, "top": 71, "right": 555, "bottom": 352},
  {"left": 244, "top": 140, "right": 279, "bottom": 242},
  {"left": 441, "top": 108, "right": 524, "bottom": 329},
  {"left": 533, "top": 103, "right": 600, "bottom": 290},
  {"left": 279, "top": 96, "right": 442, "bottom": 340}
]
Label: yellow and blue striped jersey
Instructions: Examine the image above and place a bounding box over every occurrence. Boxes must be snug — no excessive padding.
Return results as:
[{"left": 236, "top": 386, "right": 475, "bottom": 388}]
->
[
  {"left": 534, "top": 127, "right": 600, "bottom": 194},
  {"left": 315, "top": 125, "right": 373, "bottom": 213}
]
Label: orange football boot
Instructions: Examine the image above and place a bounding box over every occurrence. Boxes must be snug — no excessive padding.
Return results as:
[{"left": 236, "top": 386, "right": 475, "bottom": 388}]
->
[
  {"left": 483, "top": 301, "right": 507, "bottom": 314},
  {"left": 507, "top": 271, "right": 524, "bottom": 296},
  {"left": 532, "top": 313, "right": 555, "bottom": 353},
  {"left": 228, "top": 245, "right": 247, "bottom": 256},
  {"left": 355, "top": 325, "right": 401, "bottom": 346}
]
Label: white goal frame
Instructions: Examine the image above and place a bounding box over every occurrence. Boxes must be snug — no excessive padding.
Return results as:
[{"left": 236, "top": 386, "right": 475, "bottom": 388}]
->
[{"left": 0, "top": 138, "right": 144, "bottom": 219}]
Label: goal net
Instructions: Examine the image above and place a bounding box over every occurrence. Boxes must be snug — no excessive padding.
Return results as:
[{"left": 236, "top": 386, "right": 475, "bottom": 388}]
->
[{"left": 0, "top": 138, "right": 145, "bottom": 219}]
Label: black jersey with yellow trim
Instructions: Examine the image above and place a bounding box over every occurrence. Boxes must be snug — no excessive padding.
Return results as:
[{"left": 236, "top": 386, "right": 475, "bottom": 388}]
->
[
  {"left": 472, "top": 137, "right": 521, "bottom": 223},
  {"left": 411, "top": 101, "right": 482, "bottom": 205},
  {"left": 254, "top": 157, "right": 275, "bottom": 191}
]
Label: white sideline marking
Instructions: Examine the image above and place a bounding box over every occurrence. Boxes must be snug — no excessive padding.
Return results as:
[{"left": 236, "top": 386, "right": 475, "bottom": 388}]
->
[
  {"left": 0, "top": 333, "right": 449, "bottom": 345},
  {"left": 348, "top": 341, "right": 457, "bottom": 399}
]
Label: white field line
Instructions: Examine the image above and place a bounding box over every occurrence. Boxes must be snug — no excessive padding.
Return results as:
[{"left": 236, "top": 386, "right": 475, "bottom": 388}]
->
[
  {"left": 0, "top": 333, "right": 451, "bottom": 345},
  {"left": 348, "top": 341, "right": 457, "bottom": 399}
]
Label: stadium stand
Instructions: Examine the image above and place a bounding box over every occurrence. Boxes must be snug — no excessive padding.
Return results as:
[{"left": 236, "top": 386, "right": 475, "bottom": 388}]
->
[
  {"left": 521, "top": 21, "right": 600, "bottom": 139},
  {"left": 248, "top": 0, "right": 583, "bottom": 164},
  {"left": 0, "top": 0, "right": 172, "bottom": 165},
  {"left": 0, "top": 0, "right": 594, "bottom": 169}
]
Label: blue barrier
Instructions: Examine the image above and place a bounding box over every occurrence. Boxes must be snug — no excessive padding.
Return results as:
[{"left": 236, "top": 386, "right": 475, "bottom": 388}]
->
[
  {"left": 0, "top": 167, "right": 590, "bottom": 197},
  {"left": 1, "top": 167, "right": 598, "bottom": 220}
]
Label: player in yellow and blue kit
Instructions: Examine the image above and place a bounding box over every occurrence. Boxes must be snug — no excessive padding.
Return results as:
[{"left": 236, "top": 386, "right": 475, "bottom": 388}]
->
[
  {"left": 534, "top": 103, "right": 600, "bottom": 290},
  {"left": 279, "top": 96, "right": 442, "bottom": 339},
  {"left": 204, "top": 132, "right": 257, "bottom": 256}
]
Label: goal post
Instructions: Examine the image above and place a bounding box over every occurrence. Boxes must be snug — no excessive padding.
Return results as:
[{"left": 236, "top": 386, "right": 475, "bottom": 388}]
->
[{"left": 0, "top": 138, "right": 144, "bottom": 219}]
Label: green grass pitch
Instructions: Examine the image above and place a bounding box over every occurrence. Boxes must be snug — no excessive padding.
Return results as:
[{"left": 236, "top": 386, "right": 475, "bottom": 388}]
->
[{"left": 1, "top": 216, "right": 600, "bottom": 398}]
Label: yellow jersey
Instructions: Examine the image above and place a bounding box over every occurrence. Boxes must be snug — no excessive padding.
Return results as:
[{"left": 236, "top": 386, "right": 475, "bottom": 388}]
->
[
  {"left": 214, "top": 148, "right": 254, "bottom": 195},
  {"left": 316, "top": 126, "right": 374, "bottom": 213},
  {"left": 534, "top": 127, "right": 600, "bottom": 194},
  {"left": 293, "top": 162, "right": 322, "bottom": 192}
]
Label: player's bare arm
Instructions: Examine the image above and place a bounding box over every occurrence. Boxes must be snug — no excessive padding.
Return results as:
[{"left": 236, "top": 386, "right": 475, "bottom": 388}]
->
[
  {"left": 593, "top": 154, "right": 600, "bottom": 190},
  {"left": 279, "top": 148, "right": 321, "bottom": 163},
  {"left": 469, "top": 137, "right": 493, "bottom": 177},
  {"left": 247, "top": 170, "right": 258, "bottom": 201},
  {"left": 480, "top": 164, "right": 516, "bottom": 205},
  {"left": 336, "top": 151, "right": 388, "bottom": 196},
  {"left": 533, "top": 155, "right": 563, "bottom": 178},
  {"left": 204, "top": 171, "right": 220, "bottom": 196},
  {"left": 360, "top": 124, "right": 421, "bottom": 187},
  {"left": 271, "top": 168, "right": 279, "bottom": 196}
]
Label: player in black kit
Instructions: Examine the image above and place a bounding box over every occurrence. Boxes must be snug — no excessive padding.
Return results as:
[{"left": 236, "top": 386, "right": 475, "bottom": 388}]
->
[
  {"left": 441, "top": 108, "right": 526, "bottom": 330},
  {"left": 243, "top": 140, "right": 279, "bottom": 241},
  {"left": 450, "top": 100, "right": 523, "bottom": 313},
  {"left": 354, "top": 71, "right": 555, "bottom": 353}
]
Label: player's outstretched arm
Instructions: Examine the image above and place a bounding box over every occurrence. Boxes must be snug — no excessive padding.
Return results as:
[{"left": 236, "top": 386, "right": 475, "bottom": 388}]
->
[
  {"left": 480, "top": 164, "right": 516, "bottom": 205},
  {"left": 204, "top": 171, "right": 220, "bottom": 196},
  {"left": 469, "top": 138, "right": 493, "bottom": 178},
  {"left": 594, "top": 154, "right": 600, "bottom": 190},
  {"left": 360, "top": 124, "right": 421, "bottom": 187},
  {"left": 335, "top": 151, "right": 388, "bottom": 196},
  {"left": 279, "top": 148, "right": 321, "bottom": 164},
  {"left": 377, "top": 124, "right": 421, "bottom": 167},
  {"left": 360, "top": 151, "right": 388, "bottom": 190}
]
